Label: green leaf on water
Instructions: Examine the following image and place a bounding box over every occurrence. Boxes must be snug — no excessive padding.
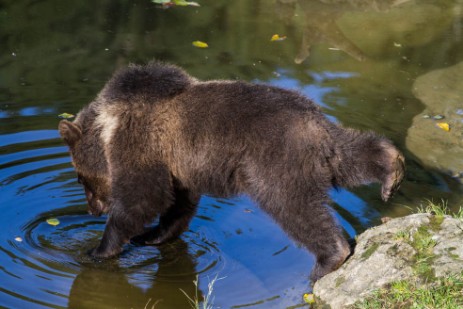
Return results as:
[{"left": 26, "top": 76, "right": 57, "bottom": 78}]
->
[
  {"left": 432, "top": 114, "right": 445, "bottom": 120},
  {"left": 58, "top": 113, "right": 75, "bottom": 119},
  {"left": 174, "top": 0, "right": 200, "bottom": 6},
  {"left": 46, "top": 218, "right": 60, "bottom": 226}
]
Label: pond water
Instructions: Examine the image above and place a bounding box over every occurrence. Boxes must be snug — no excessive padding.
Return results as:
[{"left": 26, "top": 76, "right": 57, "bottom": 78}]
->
[{"left": 1, "top": 0, "right": 463, "bottom": 308}]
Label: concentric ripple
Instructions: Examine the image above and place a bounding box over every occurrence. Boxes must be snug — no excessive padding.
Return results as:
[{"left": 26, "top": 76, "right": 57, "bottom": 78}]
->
[
  {"left": 0, "top": 128, "right": 333, "bottom": 309},
  {"left": 0, "top": 129, "right": 227, "bottom": 308}
]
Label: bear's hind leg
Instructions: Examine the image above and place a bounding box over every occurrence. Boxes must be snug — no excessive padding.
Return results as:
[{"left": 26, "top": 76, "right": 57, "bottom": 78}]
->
[
  {"left": 310, "top": 231, "right": 351, "bottom": 282},
  {"left": 131, "top": 184, "right": 199, "bottom": 245},
  {"left": 262, "top": 197, "right": 351, "bottom": 282}
]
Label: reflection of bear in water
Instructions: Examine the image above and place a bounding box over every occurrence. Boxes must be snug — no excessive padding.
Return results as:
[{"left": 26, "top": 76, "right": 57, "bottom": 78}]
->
[
  {"left": 59, "top": 62, "right": 404, "bottom": 281},
  {"left": 68, "top": 239, "right": 200, "bottom": 309}
]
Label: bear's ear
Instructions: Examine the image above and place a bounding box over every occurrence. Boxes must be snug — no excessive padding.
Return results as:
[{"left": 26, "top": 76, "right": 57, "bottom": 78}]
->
[{"left": 59, "top": 120, "right": 82, "bottom": 146}]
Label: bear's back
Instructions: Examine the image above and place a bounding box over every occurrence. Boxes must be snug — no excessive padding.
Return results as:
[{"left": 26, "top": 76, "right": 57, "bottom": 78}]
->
[
  {"left": 98, "top": 61, "right": 192, "bottom": 104},
  {"left": 171, "top": 79, "right": 330, "bottom": 150}
]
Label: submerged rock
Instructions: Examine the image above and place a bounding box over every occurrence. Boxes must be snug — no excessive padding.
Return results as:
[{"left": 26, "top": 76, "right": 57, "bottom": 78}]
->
[
  {"left": 407, "top": 61, "right": 463, "bottom": 178},
  {"left": 313, "top": 213, "right": 463, "bottom": 308}
]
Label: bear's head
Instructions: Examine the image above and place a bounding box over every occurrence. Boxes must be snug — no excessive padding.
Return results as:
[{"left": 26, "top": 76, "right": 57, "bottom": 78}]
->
[{"left": 59, "top": 119, "right": 111, "bottom": 216}]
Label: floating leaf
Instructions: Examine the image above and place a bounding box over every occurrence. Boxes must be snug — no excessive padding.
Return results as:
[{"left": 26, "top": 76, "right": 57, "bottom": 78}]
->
[
  {"left": 58, "top": 112, "right": 75, "bottom": 119},
  {"left": 14, "top": 237, "right": 23, "bottom": 242},
  {"left": 303, "top": 293, "right": 315, "bottom": 304},
  {"left": 46, "top": 218, "right": 60, "bottom": 226},
  {"left": 436, "top": 122, "right": 450, "bottom": 132},
  {"left": 432, "top": 114, "right": 445, "bottom": 120},
  {"left": 152, "top": 0, "right": 200, "bottom": 6},
  {"left": 393, "top": 42, "right": 402, "bottom": 47},
  {"left": 270, "top": 34, "right": 287, "bottom": 42},
  {"left": 174, "top": 0, "right": 200, "bottom": 6},
  {"left": 192, "top": 41, "right": 208, "bottom": 48}
]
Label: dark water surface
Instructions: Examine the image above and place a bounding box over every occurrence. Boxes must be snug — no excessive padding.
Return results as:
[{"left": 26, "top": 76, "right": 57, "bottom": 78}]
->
[{"left": 1, "top": 0, "right": 463, "bottom": 308}]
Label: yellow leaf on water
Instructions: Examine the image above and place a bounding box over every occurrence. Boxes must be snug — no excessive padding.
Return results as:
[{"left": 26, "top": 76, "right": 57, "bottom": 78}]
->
[
  {"left": 58, "top": 113, "right": 75, "bottom": 119},
  {"left": 270, "top": 34, "right": 287, "bottom": 42},
  {"left": 46, "top": 218, "right": 60, "bottom": 226},
  {"left": 303, "top": 293, "right": 315, "bottom": 304},
  {"left": 436, "top": 122, "right": 450, "bottom": 132},
  {"left": 192, "top": 41, "right": 208, "bottom": 48},
  {"left": 14, "top": 237, "right": 23, "bottom": 242}
]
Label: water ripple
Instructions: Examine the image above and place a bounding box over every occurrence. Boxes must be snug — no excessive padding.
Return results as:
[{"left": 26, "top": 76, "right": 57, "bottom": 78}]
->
[{"left": 0, "top": 129, "right": 318, "bottom": 308}]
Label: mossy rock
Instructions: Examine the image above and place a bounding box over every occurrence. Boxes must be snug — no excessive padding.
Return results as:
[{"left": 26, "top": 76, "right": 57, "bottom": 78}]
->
[{"left": 313, "top": 213, "right": 463, "bottom": 308}]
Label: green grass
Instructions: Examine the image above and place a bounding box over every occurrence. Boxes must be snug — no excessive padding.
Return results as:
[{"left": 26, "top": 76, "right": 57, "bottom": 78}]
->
[
  {"left": 352, "top": 274, "right": 463, "bottom": 309},
  {"left": 416, "top": 200, "right": 463, "bottom": 219},
  {"left": 352, "top": 201, "right": 463, "bottom": 309},
  {"left": 394, "top": 230, "right": 409, "bottom": 241},
  {"left": 410, "top": 225, "right": 437, "bottom": 281},
  {"left": 144, "top": 298, "right": 161, "bottom": 309}
]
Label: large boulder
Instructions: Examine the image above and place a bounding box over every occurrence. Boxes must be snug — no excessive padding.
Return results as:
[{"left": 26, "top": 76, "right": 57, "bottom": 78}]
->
[
  {"left": 313, "top": 213, "right": 463, "bottom": 308},
  {"left": 407, "top": 61, "right": 463, "bottom": 178}
]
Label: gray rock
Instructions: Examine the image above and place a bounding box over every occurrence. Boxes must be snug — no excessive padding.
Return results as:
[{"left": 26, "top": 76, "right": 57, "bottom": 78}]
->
[
  {"left": 407, "top": 61, "right": 463, "bottom": 177},
  {"left": 432, "top": 217, "right": 463, "bottom": 277},
  {"left": 313, "top": 213, "right": 463, "bottom": 308}
]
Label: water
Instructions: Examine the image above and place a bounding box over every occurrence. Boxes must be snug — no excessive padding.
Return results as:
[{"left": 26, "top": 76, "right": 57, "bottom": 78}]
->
[{"left": 1, "top": 0, "right": 463, "bottom": 308}]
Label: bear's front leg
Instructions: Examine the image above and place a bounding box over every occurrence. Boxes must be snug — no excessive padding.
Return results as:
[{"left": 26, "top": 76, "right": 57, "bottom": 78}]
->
[
  {"left": 131, "top": 184, "right": 199, "bottom": 246},
  {"left": 89, "top": 165, "right": 174, "bottom": 259},
  {"left": 89, "top": 215, "right": 128, "bottom": 259}
]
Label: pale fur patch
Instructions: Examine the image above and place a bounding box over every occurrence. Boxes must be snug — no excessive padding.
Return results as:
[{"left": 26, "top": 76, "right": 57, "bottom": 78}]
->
[{"left": 95, "top": 106, "right": 119, "bottom": 148}]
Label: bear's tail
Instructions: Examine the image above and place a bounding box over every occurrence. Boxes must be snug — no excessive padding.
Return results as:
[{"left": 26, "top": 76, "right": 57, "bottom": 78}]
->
[
  {"left": 100, "top": 61, "right": 192, "bottom": 103},
  {"left": 331, "top": 129, "right": 405, "bottom": 201}
]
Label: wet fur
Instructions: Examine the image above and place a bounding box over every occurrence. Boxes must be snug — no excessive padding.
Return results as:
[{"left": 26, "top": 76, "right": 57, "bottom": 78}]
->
[{"left": 59, "top": 61, "right": 404, "bottom": 281}]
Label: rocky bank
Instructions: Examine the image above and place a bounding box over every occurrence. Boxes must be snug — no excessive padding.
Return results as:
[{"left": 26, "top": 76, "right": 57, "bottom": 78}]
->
[{"left": 313, "top": 213, "right": 463, "bottom": 308}]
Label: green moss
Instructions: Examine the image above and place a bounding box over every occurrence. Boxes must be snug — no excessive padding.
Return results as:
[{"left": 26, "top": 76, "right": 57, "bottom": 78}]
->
[
  {"left": 361, "top": 243, "right": 380, "bottom": 260},
  {"left": 411, "top": 226, "right": 436, "bottom": 252},
  {"left": 386, "top": 244, "right": 399, "bottom": 256},
  {"left": 349, "top": 202, "right": 463, "bottom": 308},
  {"left": 394, "top": 230, "right": 409, "bottom": 241},
  {"left": 429, "top": 215, "right": 444, "bottom": 231},
  {"left": 447, "top": 247, "right": 460, "bottom": 260},
  {"left": 409, "top": 224, "right": 437, "bottom": 281},
  {"left": 335, "top": 276, "right": 345, "bottom": 288}
]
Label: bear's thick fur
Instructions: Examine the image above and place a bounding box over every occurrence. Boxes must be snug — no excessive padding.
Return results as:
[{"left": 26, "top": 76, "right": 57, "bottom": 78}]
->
[{"left": 59, "top": 62, "right": 404, "bottom": 281}]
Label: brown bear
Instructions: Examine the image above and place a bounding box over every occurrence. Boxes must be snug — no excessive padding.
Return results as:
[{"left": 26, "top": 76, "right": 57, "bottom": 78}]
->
[{"left": 59, "top": 61, "right": 404, "bottom": 281}]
